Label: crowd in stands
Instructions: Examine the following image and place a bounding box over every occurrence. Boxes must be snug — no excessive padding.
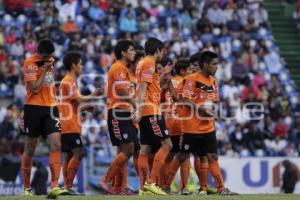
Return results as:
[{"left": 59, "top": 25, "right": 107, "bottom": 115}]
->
[{"left": 0, "top": 0, "right": 299, "bottom": 158}]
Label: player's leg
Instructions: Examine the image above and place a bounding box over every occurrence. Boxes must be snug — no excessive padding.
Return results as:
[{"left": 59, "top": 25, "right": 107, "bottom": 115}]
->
[
  {"left": 62, "top": 153, "right": 72, "bottom": 188},
  {"left": 22, "top": 137, "right": 38, "bottom": 196},
  {"left": 180, "top": 153, "right": 190, "bottom": 194},
  {"left": 144, "top": 116, "right": 172, "bottom": 195},
  {"left": 22, "top": 105, "right": 41, "bottom": 196},
  {"left": 45, "top": 106, "right": 68, "bottom": 197},
  {"left": 65, "top": 146, "right": 84, "bottom": 192},
  {"left": 205, "top": 132, "right": 238, "bottom": 195},
  {"left": 159, "top": 151, "right": 174, "bottom": 188},
  {"left": 164, "top": 134, "right": 190, "bottom": 191}
]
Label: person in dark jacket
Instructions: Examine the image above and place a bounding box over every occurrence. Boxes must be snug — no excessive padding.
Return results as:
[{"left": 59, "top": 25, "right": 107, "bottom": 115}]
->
[{"left": 281, "top": 160, "right": 298, "bottom": 193}]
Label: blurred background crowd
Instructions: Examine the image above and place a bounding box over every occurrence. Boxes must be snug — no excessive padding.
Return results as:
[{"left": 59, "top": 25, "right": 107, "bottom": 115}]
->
[{"left": 0, "top": 0, "right": 299, "bottom": 160}]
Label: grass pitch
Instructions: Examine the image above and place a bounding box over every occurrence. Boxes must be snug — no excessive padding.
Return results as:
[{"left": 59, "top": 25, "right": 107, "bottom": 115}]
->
[{"left": 1, "top": 194, "right": 300, "bottom": 200}]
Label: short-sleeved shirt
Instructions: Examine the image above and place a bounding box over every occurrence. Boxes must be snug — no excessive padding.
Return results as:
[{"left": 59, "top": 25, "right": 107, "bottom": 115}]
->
[
  {"left": 23, "top": 54, "right": 57, "bottom": 106},
  {"left": 59, "top": 74, "right": 81, "bottom": 134},
  {"left": 136, "top": 56, "right": 161, "bottom": 116},
  {"left": 107, "top": 60, "right": 132, "bottom": 110},
  {"left": 181, "top": 72, "right": 219, "bottom": 134}
]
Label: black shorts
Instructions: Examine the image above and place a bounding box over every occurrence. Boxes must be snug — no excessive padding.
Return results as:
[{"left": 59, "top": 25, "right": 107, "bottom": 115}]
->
[
  {"left": 139, "top": 115, "right": 170, "bottom": 146},
  {"left": 170, "top": 135, "right": 181, "bottom": 153},
  {"left": 180, "top": 132, "right": 217, "bottom": 156},
  {"left": 61, "top": 133, "right": 83, "bottom": 153},
  {"left": 107, "top": 109, "right": 137, "bottom": 146},
  {"left": 23, "top": 105, "right": 61, "bottom": 138}
]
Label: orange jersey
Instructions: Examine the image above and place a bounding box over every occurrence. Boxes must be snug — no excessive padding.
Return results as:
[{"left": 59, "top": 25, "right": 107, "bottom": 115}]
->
[
  {"left": 23, "top": 55, "right": 57, "bottom": 106},
  {"left": 163, "top": 75, "right": 186, "bottom": 136},
  {"left": 59, "top": 74, "right": 81, "bottom": 134},
  {"left": 181, "top": 72, "right": 219, "bottom": 134},
  {"left": 107, "top": 60, "right": 132, "bottom": 110},
  {"left": 136, "top": 56, "right": 161, "bottom": 116}
]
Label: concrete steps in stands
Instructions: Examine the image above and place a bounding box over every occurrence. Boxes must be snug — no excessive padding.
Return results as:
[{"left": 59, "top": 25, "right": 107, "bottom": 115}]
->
[{"left": 264, "top": 0, "right": 300, "bottom": 93}]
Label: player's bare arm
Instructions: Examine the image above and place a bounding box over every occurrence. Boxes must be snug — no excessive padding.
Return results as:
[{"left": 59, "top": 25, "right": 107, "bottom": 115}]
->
[{"left": 132, "top": 81, "right": 148, "bottom": 123}]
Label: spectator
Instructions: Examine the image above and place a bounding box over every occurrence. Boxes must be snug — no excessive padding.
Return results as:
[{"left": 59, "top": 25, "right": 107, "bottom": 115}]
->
[
  {"left": 207, "top": 1, "right": 226, "bottom": 26},
  {"left": 232, "top": 56, "right": 249, "bottom": 85},
  {"left": 61, "top": 15, "right": 79, "bottom": 34},
  {"left": 281, "top": 160, "right": 299, "bottom": 193},
  {"left": 119, "top": 10, "right": 138, "bottom": 33},
  {"left": 10, "top": 38, "right": 24, "bottom": 58},
  {"left": 88, "top": 0, "right": 106, "bottom": 22}
]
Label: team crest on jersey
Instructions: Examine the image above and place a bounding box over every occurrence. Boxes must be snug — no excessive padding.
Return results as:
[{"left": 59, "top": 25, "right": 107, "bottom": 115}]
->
[
  {"left": 164, "top": 130, "right": 169, "bottom": 135},
  {"left": 118, "top": 72, "right": 125, "bottom": 79},
  {"left": 184, "top": 144, "right": 189, "bottom": 150},
  {"left": 123, "top": 133, "right": 128, "bottom": 139}
]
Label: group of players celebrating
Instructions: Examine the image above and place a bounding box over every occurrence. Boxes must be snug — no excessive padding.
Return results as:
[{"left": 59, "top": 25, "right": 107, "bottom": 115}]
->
[{"left": 20, "top": 38, "right": 237, "bottom": 197}]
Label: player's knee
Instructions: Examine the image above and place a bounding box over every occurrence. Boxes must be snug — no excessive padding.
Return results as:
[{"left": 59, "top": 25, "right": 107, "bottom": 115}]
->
[
  {"left": 74, "top": 150, "right": 84, "bottom": 160},
  {"left": 162, "top": 140, "right": 173, "bottom": 151},
  {"left": 178, "top": 153, "right": 188, "bottom": 163},
  {"left": 207, "top": 154, "right": 218, "bottom": 162},
  {"left": 49, "top": 142, "right": 61, "bottom": 151},
  {"left": 24, "top": 149, "right": 35, "bottom": 157}
]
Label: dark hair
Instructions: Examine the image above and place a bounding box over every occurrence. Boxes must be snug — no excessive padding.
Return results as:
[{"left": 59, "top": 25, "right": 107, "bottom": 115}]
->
[
  {"left": 189, "top": 52, "right": 201, "bottom": 63},
  {"left": 114, "top": 40, "right": 134, "bottom": 59},
  {"left": 63, "top": 51, "right": 82, "bottom": 71},
  {"left": 199, "top": 51, "right": 218, "bottom": 68},
  {"left": 133, "top": 44, "right": 145, "bottom": 63},
  {"left": 175, "top": 58, "right": 190, "bottom": 75},
  {"left": 144, "top": 37, "right": 164, "bottom": 55},
  {"left": 37, "top": 39, "right": 55, "bottom": 55},
  {"left": 157, "top": 57, "right": 173, "bottom": 67}
]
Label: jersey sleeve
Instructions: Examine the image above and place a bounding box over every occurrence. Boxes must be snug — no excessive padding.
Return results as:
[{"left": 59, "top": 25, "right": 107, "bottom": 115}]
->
[
  {"left": 140, "top": 63, "right": 155, "bottom": 83},
  {"left": 69, "top": 82, "right": 81, "bottom": 100},
  {"left": 182, "top": 77, "right": 195, "bottom": 100},
  {"left": 113, "top": 66, "right": 130, "bottom": 91},
  {"left": 23, "top": 64, "right": 38, "bottom": 82}
]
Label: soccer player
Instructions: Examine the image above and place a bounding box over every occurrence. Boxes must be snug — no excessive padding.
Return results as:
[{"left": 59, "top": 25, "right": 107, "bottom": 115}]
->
[
  {"left": 21, "top": 39, "right": 67, "bottom": 197},
  {"left": 161, "top": 58, "right": 193, "bottom": 194},
  {"left": 59, "top": 51, "right": 103, "bottom": 195},
  {"left": 179, "top": 51, "right": 236, "bottom": 195},
  {"left": 112, "top": 45, "right": 145, "bottom": 195},
  {"left": 133, "top": 37, "right": 173, "bottom": 195},
  {"left": 99, "top": 40, "right": 137, "bottom": 194}
]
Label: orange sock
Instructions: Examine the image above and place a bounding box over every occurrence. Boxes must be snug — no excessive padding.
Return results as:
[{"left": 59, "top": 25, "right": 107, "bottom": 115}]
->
[
  {"left": 200, "top": 162, "right": 209, "bottom": 191},
  {"left": 159, "top": 161, "right": 170, "bottom": 187},
  {"left": 148, "top": 148, "right": 169, "bottom": 184},
  {"left": 148, "top": 153, "right": 154, "bottom": 171},
  {"left": 104, "top": 152, "right": 128, "bottom": 182},
  {"left": 121, "top": 163, "right": 127, "bottom": 191},
  {"left": 209, "top": 160, "right": 224, "bottom": 192},
  {"left": 21, "top": 154, "right": 32, "bottom": 189},
  {"left": 137, "top": 154, "right": 149, "bottom": 189},
  {"left": 113, "top": 164, "right": 126, "bottom": 194},
  {"left": 63, "top": 157, "right": 71, "bottom": 187},
  {"left": 165, "top": 156, "right": 180, "bottom": 188},
  {"left": 180, "top": 158, "right": 190, "bottom": 190},
  {"left": 49, "top": 151, "right": 61, "bottom": 188},
  {"left": 66, "top": 157, "right": 80, "bottom": 189},
  {"left": 133, "top": 155, "right": 139, "bottom": 175},
  {"left": 194, "top": 157, "right": 201, "bottom": 184}
]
